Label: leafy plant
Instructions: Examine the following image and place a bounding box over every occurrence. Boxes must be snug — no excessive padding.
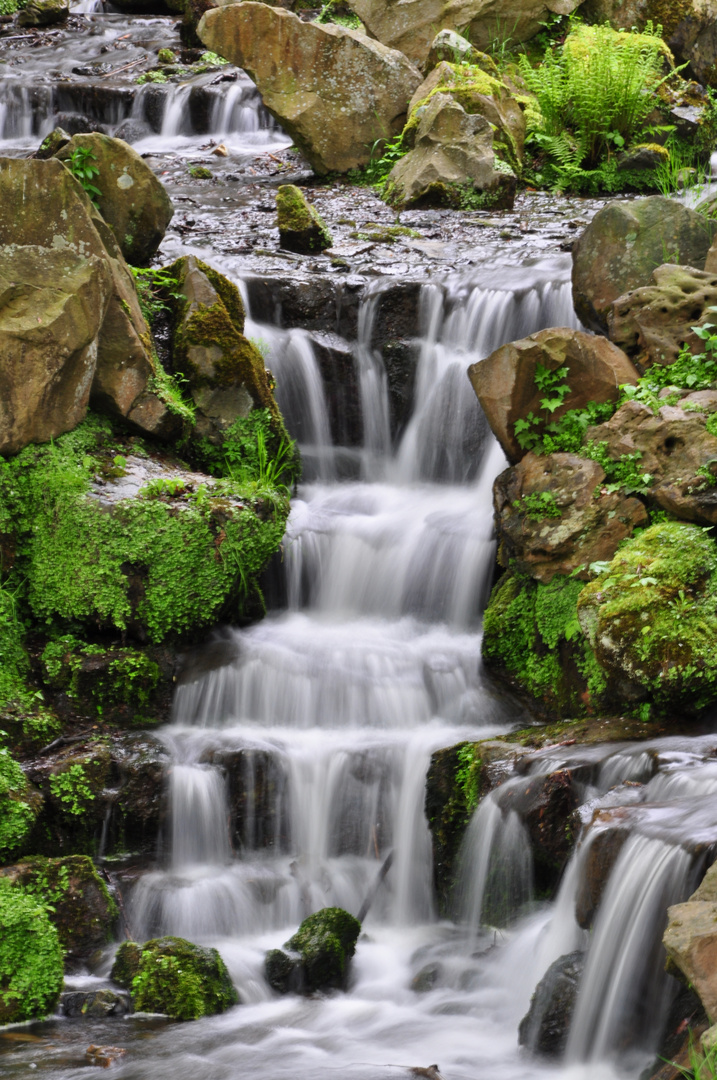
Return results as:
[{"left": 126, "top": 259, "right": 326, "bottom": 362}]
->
[
  {"left": 130, "top": 267, "right": 181, "bottom": 326},
  {"left": 68, "top": 146, "right": 101, "bottom": 206},
  {"left": 316, "top": 0, "right": 361, "bottom": 28},
  {"left": 514, "top": 363, "right": 571, "bottom": 450},
  {"left": 49, "top": 764, "right": 95, "bottom": 816},
  {"left": 0, "top": 879, "right": 64, "bottom": 1022},
  {"left": 513, "top": 490, "right": 563, "bottom": 520},
  {"left": 140, "top": 477, "right": 187, "bottom": 499}
]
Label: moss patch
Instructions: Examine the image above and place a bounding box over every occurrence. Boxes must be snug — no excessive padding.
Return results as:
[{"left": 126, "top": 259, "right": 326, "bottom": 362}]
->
[
  {"left": 0, "top": 878, "right": 64, "bottom": 1024},
  {"left": 129, "top": 936, "right": 238, "bottom": 1020},
  {"left": 424, "top": 742, "right": 483, "bottom": 915},
  {"left": 266, "top": 907, "right": 361, "bottom": 994},
  {"left": 276, "top": 185, "right": 332, "bottom": 253},
  {"left": 0, "top": 747, "right": 41, "bottom": 861}
]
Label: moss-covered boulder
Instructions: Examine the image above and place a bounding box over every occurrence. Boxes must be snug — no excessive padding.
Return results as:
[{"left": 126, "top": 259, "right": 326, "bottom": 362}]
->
[
  {"left": 24, "top": 742, "right": 113, "bottom": 856},
  {"left": 424, "top": 742, "right": 483, "bottom": 914},
  {"left": 18, "top": 0, "right": 68, "bottom": 25},
  {"left": 276, "top": 185, "right": 332, "bottom": 254},
  {"left": 0, "top": 748, "right": 42, "bottom": 863},
  {"left": 577, "top": 522, "right": 717, "bottom": 714},
  {"left": 0, "top": 856, "right": 117, "bottom": 964},
  {"left": 121, "top": 936, "right": 238, "bottom": 1020},
  {"left": 110, "top": 940, "right": 142, "bottom": 989},
  {"left": 265, "top": 908, "right": 361, "bottom": 994},
  {"left": 0, "top": 878, "right": 64, "bottom": 1024}
]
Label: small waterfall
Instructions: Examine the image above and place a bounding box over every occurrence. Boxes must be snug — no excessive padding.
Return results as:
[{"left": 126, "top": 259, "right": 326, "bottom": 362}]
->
[
  {"left": 169, "top": 764, "right": 232, "bottom": 869},
  {"left": 160, "top": 84, "right": 193, "bottom": 138},
  {"left": 354, "top": 288, "right": 391, "bottom": 477}
]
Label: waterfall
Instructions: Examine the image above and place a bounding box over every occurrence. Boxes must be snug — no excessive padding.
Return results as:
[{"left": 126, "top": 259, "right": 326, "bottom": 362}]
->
[{"left": 355, "top": 287, "right": 391, "bottom": 477}]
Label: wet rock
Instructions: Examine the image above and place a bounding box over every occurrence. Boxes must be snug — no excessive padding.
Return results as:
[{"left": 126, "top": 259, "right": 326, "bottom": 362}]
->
[
  {"left": 574, "top": 828, "right": 629, "bottom": 929},
  {"left": 411, "top": 961, "right": 442, "bottom": 992},
  {"left": 111, "top": 940, "right": 142, "bottom": 989},
  {"left": 197, "top": 2, "right": 422, "bottom": 174},
  {"left": 493, "top": 452, "right": 648, "bottom": 583},
  {"left": 111, "top": 733, "right": 170, "bottom": 855},
  {"left": 54, "top": 112, "right": 107, "bottom": 136},
  {"left": 518, "top": 950, "right": 585, "bottom": 1056},
  {"left": 664, "top": 861, "right": 717, "bottom": 1021},
  {"left": 277, "top": 184, "right": 332, "bottom": 254},
  {"left": 616, "top": 144, "right": 669, "bottom": 173},
  {"left": 344, "top": 0, "right": 583, "bottom": 66},
  {"left": 265, "top": 907, "right": 361, "bottom": 994},
  {"left": 33, "top": 126, "right": 71, "bottom": 159},
  {"left": 577, "top": 522, "right": 717, "bottom": 713},
  {"left": 200, "top": 746, "right": 289, "bottom": 851},
  {"left": 112, "top": 119, "right": 152, "bottom": 144},
  {"left": 580, "top": 0, "right": 717, "bottom": 89},
  {"left": 468, "top": 326, "right": 639, "bottom": 464},
  {"left": 425, "top": 741, "right": 484, "bottom": 914},
  {"left": 62, "top": 989, "right": 129, "bottom": 1018},
  {"left": 608, "top": 264, "right": 717, "bottom": 370},
  {"left": 55, "top": 133, "right": 174, "bottom": 266},
  {"left": 0, "top": 856, "right": 117, "bottom": 964},
  {"left": 310, "top": 329, "right": 363, "bottom": 447},
  {"left": 24, "top": 744, "right": 114, "bottom": 857},
  {"left": 385, "top": 93, "right": 516, "bottom": 211},
  {"left": 86, "top": 1045, "right": 127, "bottom": 1067},
  {"left": 0, "top": 244, "right": 112, "bottom": 457},
  {"left": 496, "top": 770, "right": 579, "bottom": 884},
  {"left": 18, "top": 0, "right": 68, "bottom": 25},
  {"left": 572, "top": 197, "right": 717, "bottom": 334},
  {"left": 585, "top": 396, "right": 717, "bottom": 525},
  {"left": 122, "top": 936, "right": 238, "bottom": 1019}
]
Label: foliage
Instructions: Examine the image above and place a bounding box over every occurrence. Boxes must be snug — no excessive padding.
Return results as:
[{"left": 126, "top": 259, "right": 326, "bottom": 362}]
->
[
  {"left": 130, "top": 936, "right": 238, "bottom": 1021},
  {"left": 136, "top": 70, "right": 168, "bottom": 84},
  {"left": 455, "top": 743, "right": 482, "bottom": 814},
  {"left": 41, "top": 636, "right": 161, "bottom": 713},
  {"left": 512, "top": 491, "right": 562, "bottom": 521},
  {"left": 0, "top": 580, "right": 33, "bottom": 712},
  {"left": 316, "top": 0, "right": 361, "bottom": 28},
  {"left": 347, "top": 130, "right": 408, "bottom": 192},
  {"left": 49, "top": 763, "right": 96, "bottom": 816},
  {"left": 538, "top": 401, "right": 617, "bottom": 455},
  {"left": 514, "top": 363, "right": 571, "bottom": 451},
  {"left": 198, "top": 51, "right": 229, "bottom": 67},
  {"left": 0, "top": 879, "right": 64, "bottom": 1023},
  {"left": 0, "top": 744, "right": 37, "bottom": 859},
  {"left": 583, "top": 442, "right": 653, "bottom": 494},
  {"left": 67, "top": 146, "right": 102, "bottom": 205},
  {"left": 130, "top": 267, "right": 181, "bottom": 327},
  {"left": 193, "top": 408, "right": 298, "bottom": 497}
]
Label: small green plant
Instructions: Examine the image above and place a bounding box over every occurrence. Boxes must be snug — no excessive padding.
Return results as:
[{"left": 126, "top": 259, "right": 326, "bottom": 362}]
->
[
  {"left": 0, "top": 745, "right": 37, "bottom": 858},
  {"left": 49, "top": 764, "right": 96, "bottom": 816},
  {"left": 455, "top": 743, "right": 481, "bottom": 814},
  {"left": 136, "top": 70, "right": 168, "bottom": 84},
  {"left": 513, "top": 490, "right": 563, "bottom": 521},
  {"left": 188, "top": 165, "right": 213, "bottom": 180},
  {"left": 315, "top": 0, "right": 361, "bottom": 28},
  {"left": 68, "top": 146, "right": 101, "bottom": 206},
  {"left": 514, "top": 363, "right": 571, "bottom": 450},
  {"left": 0, "top": 879, "right": 64, "bottom": 1023},
  {"left": 157, "top": 48, "right": 176, "bottom": 64},
  {"left": 130, "top": 267, "right": 181, "bottom": 326},
  {"left": 198, "top": 51, "right": 229, "bottom": 67},
  {"left": 140, "top": 477, "right": 187, "bottom": 499}
]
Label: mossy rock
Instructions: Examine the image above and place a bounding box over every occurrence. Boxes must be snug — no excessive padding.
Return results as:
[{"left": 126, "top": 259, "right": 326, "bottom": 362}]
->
[
  {"left": 0, "top": 855, "right": 117, "bottom": 962},
  {"left": 577, "top": 522, "right": 717, "bottom": 714},
  {"left": 265, "top": 907, "right": 361, "bottom": 994},
  {"left": 128, "top": 936, "right": 239, "bottom": 1020},
  {"left": 482, "top": 572, "right": 607, "bottom": 719},
  {"left": 0, "top": 878, "right": 64, "bottom": 1024},
  {"left": 276, "top": 185, "right": 332, "bottom": 254},
  {"left": 110, "top": 940, "right": 142, "bottom": 989},
  {"left": 0, "top": 748, "right": 42, "bottom": 862},
  {"left": 424, "top": 742, "right": 483, "bottom": 915}
]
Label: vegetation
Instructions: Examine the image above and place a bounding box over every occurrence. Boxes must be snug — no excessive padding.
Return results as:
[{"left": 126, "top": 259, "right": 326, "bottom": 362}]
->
[
  {"left": 0, "top": 744, "right": 39, "bottom": 859},
  {"left": 67, "top": 146, "right": 102, "bottom": 206},
  {"left": 129, "top": 936, "right": 238, "bottom": 1020},
  {"left": 0, "top": 878, "right": 64, "bottom": 1024}
]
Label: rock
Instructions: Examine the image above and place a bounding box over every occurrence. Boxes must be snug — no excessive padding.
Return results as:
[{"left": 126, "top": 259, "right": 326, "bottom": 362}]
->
[
  {"left": 424, "top": 742, "right": 484, "bottom": 915},
  {"left": 111, "top": 733, "right": 170, "bottom": 854},
  {"left": 167, "top": 254, "right": 290, "bottom": 445},
  {"left": 124, "top": 936, "right": 238, "bottom": 1019},
  {"left": 41, "top": 638, "right": 165, "bottom": 721},
  {"left": 580, "top": 0, "right": 717, "bottom": 89},
  {"left": 24, "top": 744, "right": 114, "bottom": 857},
  {"left": 518, "top": 950, "right": 585, "bottom": 1056},
  {"left": 264, "top": 907, "right": 361, "bottom": 994},
  {"left": 276, "top": 185, "right": 332, "bottom": 254},
  {"left": 407, "top": 61, "right": 525, "bottom": 172},
  {"left": 62, "top": 989, "right": 129, "bottom": 1018},
  {"left": 200, "top": 745, "right": 289, "bottom": 851},
  {"left": 496, "top": 770, "right": 579, "bottom": 883},
  {"left": 18, "top": 0, "right": 68, "bottom": 24},
  {"left": 344, "top": 0, "right": 583, "bottom": 66},
  {"left": 385, "top": 93, "right": 515, "bottom": 210},
  {"left": 55, "top": 133, "right": 173, "bottom": 267},
  {"left": 34, "top": 126, "right": 71, "bottom": 160},
  {"left": 197, "top": 3, "right": 422, "bottom": 174},
  {"left": 112, "top": 118, "right": 153, "bottom": 145},
  {"left": 86, "top": 1045, "right": 127, "bottom": 1067},
  {"left": 468, "top": 327, "right": 639, "bottom": 464},
  {"left": 572, "top": 197, "right": 717, "bottom": 334},
  {"left": 411, "top": 962, "right": 442, "bottom": 992},
  {"left": 585, "top": 396, "right": 717, "bottom": 525},
  {"left": 0, "top": 878, "right": 64, "bottom": 1024},
  {"left": 616, "top": 144, "right": 670, "bottom": 173},
  {"left": 0, "top": 856, "right": 117, "bottom": 964},
  {"left": 0, "top": 245, "right": 112, "bottom": 457},
  {"left": 577, "top": 522, "right": 717, "bottom": 713},
  {"left": 608, "top": 264, "right": 717, "bottom": 370},
  {"left": 111, "top": 941, "right": 142, "bottom": 989},
  {"left": 493, "top": 451, "right": 648, "bottom": 583},
  {"left": 424, "top": 29, "right": 496, "bottom": 73},
  {"left": 54, "top": 113, "right": 107, "bottom": 137},
  {"left": 664, "top": 861, "right": 717, "bottom": 1021},
  {"left": 574, "top": 827, "right": 629, "bottom": 929}
]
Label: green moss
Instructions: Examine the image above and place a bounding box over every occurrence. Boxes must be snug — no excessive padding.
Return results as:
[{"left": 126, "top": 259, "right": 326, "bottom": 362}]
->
[
  {"left": 425, "top": 742, "right": 483, "bottom": 914},
  {"left": 577, "top": 522, "right": 717, "bottom": 713},
  {"left": 276, "top": 185, "right": 332, "bottom": 251},
  {"left": 0, "top": 747, "right": 40, "bottom": 860},
  {"left": 111, "top": 940, "right": 141, "bottom": 989},
  {"left": 41, "top": 636, "right": 161, "bottom": 712},
  {"left": 130, "top": 936, "right": 238, "bottom": 1020},
  {"left": 0, "top": 878, "right": 64, "bottom": 1024},
  {"left": 188, "top": 166, "right": 212, "bottom": 179},
  {"left": 482, "top": 573, "right": 602, "bottom": 717},
  {"left": 285, "top": 907, "right": 361, "bottom": 991}
]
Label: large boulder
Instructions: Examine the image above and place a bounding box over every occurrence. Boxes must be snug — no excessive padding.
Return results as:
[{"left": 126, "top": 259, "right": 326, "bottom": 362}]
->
[
  {"left": 18, "top": 0, "right": 68, "bottom": 24},
  {"left": 493, "top": 452, "right": 648, "bottom": 583},
  {"left": 0, "top": 878, "right": 64, "bottom": 1024},
  {"left": 519, "top": 951, "right": 585, "bottom": 1056},
  {"left": 197, "top": 3, "right": 422, "bottom": 174},
  {"left": 608, "top": 264, "right": 717, "bottom": 371},
  {"left": 572, "top": 198, "right": 717, "bottom": 334},
  {"left": 0, "top": 246, "right": 112, "bottom": 457},
  {"left": 344, "top": 0, "right": 582, "bottom": 66},
  {"left": 0, "top": 856, "right": 117, "bottom": 965},
  {"left": 0, "top": 157, "right": 175, "bottom": 444},
  {"left": 407, "top": 62, "right": 525, "bottom": 172},
  {"left": 585, "top": 396, "right": 717, "bottom": 525},
  {"left": 664, "top": 860, "right": 717, "bottom": 1022},
  {"left": 577, "top": 522, "right": 717, "bottom": 712},
  {"left": 115, "top": 936, "right": 239, "bottom": 1020},
  {"left": 265, "top": 907, "right": 361, "bottom": 994},
  {"left": 55, "top": 134, "right": 174, "bottom": 266},
  {"left": 385, "top": 92, "right": 516, "bottom": 210},
  {"left": 581, "top": 0, "right": 717, "bottom": 89},
  {"left": 468, "top": 327, "right": 639, "bottom": 464}
]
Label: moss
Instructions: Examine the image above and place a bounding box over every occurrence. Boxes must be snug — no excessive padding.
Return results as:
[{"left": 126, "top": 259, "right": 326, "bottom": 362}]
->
[
  {"left": 482, "top": 573, "right": 604, "bottom": 718},
  {"left": 0, "top": 878, "right": 64, "bottom": 1024},
  {"left": 424, "top": 742, "right": 483, "bottom": 915},
  {"left": 276, "top": 185, "right": 332, "bottom": 252},
  {"left": 111, "top": 940, "right": 142, "bottom": 989},
  {"left": 0, "top": 747, "right": 41, "bottom": 860},
  {"left": 188, "top": 166, "right": 212, "bottom": 179},
  {"left": 285, "top": 907, "right": 361, "bottom": 992},
  {"left": 129, "top": 936, "right": 238, "bottom": 1020},
  {"left": 577, "top": 523, "right": 717, "bottom": 714},
  {"left": 42, "top": 636, "right": 161, "bottom": 713}
]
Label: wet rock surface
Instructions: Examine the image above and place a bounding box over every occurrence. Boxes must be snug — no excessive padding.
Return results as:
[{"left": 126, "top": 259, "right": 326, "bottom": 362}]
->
[
  {"left": 265, "top": 906, "right": 361, "bottom": 994},
  {"left": 518, "top": 950, "right": 585, "bottom": 1056}
]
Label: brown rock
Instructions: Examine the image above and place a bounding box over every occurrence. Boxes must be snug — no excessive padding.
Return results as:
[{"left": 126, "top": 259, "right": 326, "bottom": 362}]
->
[
  {"left": 572, "top": 197, "right": 717, "bottom": 334},
  {"left": 494, "top": 451, "right": 648, "bottom": 583},
  {"left": 574, "top": 827, "right": 629, "bottom": 929},
  {"left": 665, "top": 897, "right": 717, "bottom": 1022},
  {"left": 197, "top": 3, "right": 422, "bottom": 174},
  {"left": 468, "top": 327, "right": 639, "bottom": 464},
  {"left": 608, "top": 264, "right": 717, "bottom": 370},
  {"left": 496, "top": 770, "right": 579, "bottom": 881}
]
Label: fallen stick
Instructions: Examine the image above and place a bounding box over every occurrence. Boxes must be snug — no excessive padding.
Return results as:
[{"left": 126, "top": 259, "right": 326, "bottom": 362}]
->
[{"left": 357, "top": 849, "right": 393, "bottom": 922}]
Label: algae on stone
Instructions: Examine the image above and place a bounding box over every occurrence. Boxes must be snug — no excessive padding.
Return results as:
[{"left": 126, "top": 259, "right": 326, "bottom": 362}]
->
[
  {"left": 265, "top": 907, "right": 361, "bottom": 994},
  {"left": 128, "top": 935, "right": 239, "bottom": 1020},
  {"left": 276, "top": 185, "right": 333, "bottom": 254}
]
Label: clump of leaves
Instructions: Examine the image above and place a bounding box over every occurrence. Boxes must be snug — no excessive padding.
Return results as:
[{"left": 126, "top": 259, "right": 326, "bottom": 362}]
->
[
  {"left": 67, "top": 146, "right": 101, "bottom": 206},
  {"left": 514, "top": 363, "right": 570, "bottom": 451},
  {"left": 513, "top": 490, "right": 562, "bottom": 521}
]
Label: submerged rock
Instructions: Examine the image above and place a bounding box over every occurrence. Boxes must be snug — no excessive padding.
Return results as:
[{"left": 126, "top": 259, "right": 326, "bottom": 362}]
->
[
  {"left": 265, "top": 907, "right": 361, "bottom": 994},
  {"left": 572, "top": 197, "right": 717, "bottom": 334},
  {"left": 62, "top": 988, "right": 129, "bottom": 1017},
  {"left": 115, "top": 936, "right": 238, "bottom": 1019},
  {"left": 55, "top": 133, "right": 174, "bottom": 266},
  {"left": 197, "top": 2, "right": 422, "bottom": 174},
  {"left": 519, "top": 950, "right": 585, "bottom": 1056},
  {"left": 276, "top": 185, "right": 332, "bottom": 254},
  {"left": 385, "top": 93, "right": 515, "bottom": 210},
  {"left": 0, "top": 878, "right": 64, "bottom": 1024}
]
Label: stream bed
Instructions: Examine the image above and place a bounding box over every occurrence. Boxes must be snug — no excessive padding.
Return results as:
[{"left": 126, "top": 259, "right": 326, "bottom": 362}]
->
[{"left": 2, "top": 7, "right": 715, "bottom": 1080}]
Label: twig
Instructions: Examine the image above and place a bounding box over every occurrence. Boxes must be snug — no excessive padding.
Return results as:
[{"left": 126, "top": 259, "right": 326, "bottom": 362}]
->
[
  {"left": 98, "top": 55, "right": 146, "bottom": 78},
  {"left": 357, "top": 849, "right": 393, "bottom": 922},
  {"left": 39, "top": 731, "right": 93, "bottom": 756}
]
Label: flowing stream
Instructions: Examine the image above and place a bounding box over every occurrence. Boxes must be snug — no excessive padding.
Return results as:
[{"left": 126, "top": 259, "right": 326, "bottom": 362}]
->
[{"left": 2, "top": 10, "right": 717, "bottom": 1080}]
